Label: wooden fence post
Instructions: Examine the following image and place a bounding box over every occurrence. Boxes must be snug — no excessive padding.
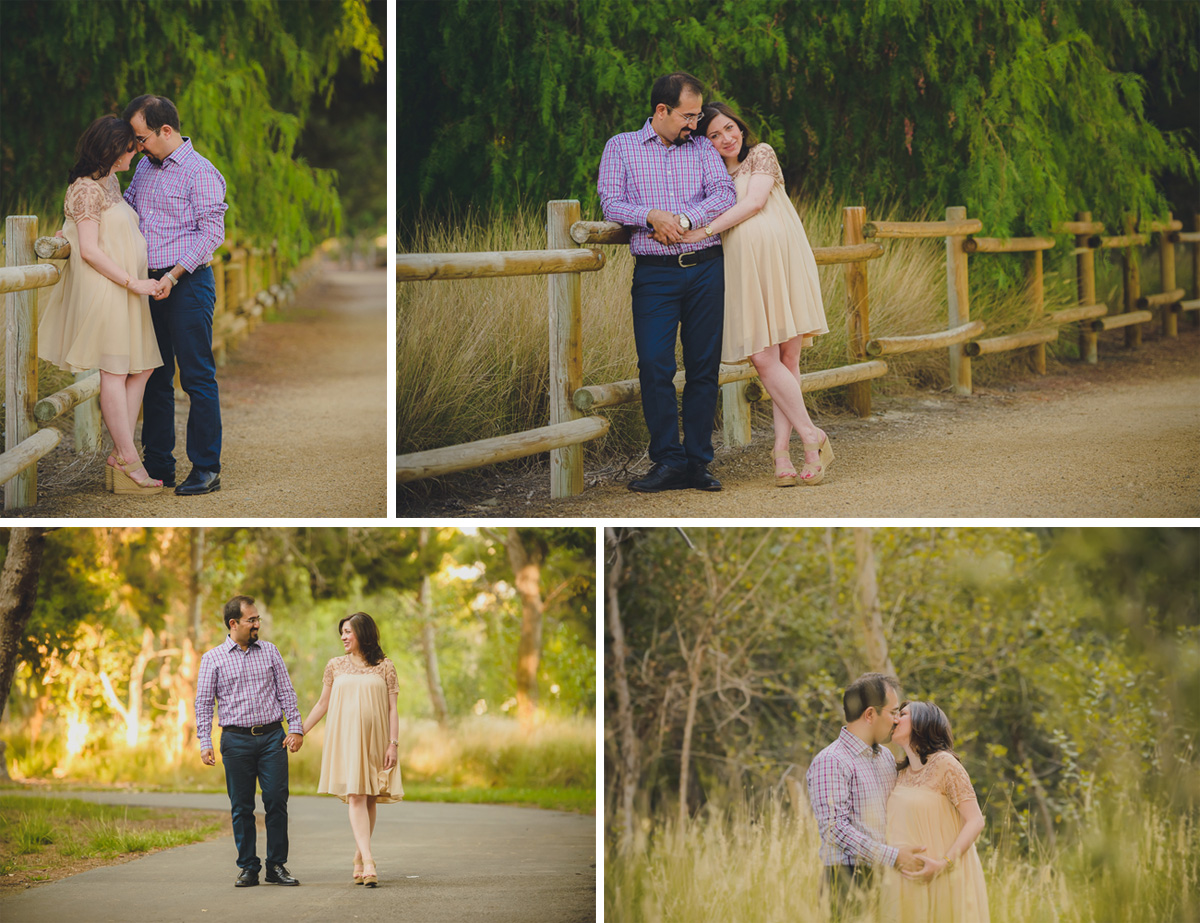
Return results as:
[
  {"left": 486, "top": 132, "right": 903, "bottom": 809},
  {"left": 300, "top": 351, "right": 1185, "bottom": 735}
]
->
[
  {"left": 1123, "top": 214, "right": 1141, "bottom": 349},
  {"left": 844, "top": 206, "right": 872, "bottom": 416},
  {"left": 73, "top": 371, "right": 101, "bottom": 452},
  {"left": 4, "top": 215, "right": 38, "bottom": 510},
  {"left": 1160, "top": 211, "right": 1177, "bottom": 338},
  {"left": 547, "top": 200, "right": 584, "bottom": 498},
  {"left": 1030, "top": 249, "right": 1046, "bottom": 374},
  {"left": 945, "top": 206, "right": 972, "bottom": 395},
  {"left": 1075, "top": 211, "right": 1099, "bottom": 364},
  {"left": 1193, "top": 210, "right": 1200, "bottom": 330},
  {"left": 721, "top": 380, "right": 753, "bottom": 447}
]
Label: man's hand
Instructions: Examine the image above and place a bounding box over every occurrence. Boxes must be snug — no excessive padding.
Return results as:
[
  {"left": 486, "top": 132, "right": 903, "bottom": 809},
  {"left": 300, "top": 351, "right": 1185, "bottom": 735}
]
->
[
  {"left": 680, "top": 228, "right": 706, "bottom": 245},
  {"left": 283, "top": 733, "right": 303, "bottom": 753},
  {"left": 201, "top": 748, "right": 216, "bottom": 766},
  {"left": 902, "top": 854, "right": 947, "bottom": 881},
  {"left": 647, "top": 209, "right": 685, "bottom": 244},
  {"left": 152, "top": 279, "right": 171, "bottom": 300},
  {"left": 895, "top": 844, "right": 927, "bottom": 874}
]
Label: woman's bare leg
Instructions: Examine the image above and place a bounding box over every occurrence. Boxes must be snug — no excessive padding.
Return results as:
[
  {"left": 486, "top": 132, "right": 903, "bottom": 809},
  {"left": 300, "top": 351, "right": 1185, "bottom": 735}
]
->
[
  {"left": 348, "top": 794, "right": 374, "bottom": 865},
  {"left": 750, "top": 338, "right": 824, "bottom": 475},
  {"left": 123, "top": 369, "right": 152, "bottom": 455}
]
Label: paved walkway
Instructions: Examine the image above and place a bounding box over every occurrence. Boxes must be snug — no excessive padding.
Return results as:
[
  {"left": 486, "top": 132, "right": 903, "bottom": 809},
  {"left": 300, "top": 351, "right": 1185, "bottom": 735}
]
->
[{"left": 0, "top": 791, "right": 596, "bottom": 923}]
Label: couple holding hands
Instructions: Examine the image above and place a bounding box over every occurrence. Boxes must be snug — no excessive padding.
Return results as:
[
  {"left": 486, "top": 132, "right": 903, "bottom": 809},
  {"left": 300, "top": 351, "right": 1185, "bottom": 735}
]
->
[{"left": 194, "top": 597, "right": 402, "bottom": 889}]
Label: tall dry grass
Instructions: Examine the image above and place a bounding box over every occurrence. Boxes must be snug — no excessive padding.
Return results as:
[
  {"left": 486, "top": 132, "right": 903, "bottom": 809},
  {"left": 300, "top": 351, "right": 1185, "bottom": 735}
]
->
[
  {"left": 605, "top": 789, "right": 1199, "bottom": 923},
  {"left": 397, "top": 197, "right": 1113, "bottom": 468}
]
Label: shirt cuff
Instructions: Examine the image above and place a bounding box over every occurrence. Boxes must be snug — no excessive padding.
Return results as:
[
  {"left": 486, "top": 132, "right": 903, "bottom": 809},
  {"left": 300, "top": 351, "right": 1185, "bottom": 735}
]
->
[
  {"left": 199, "top": 739, "right": 213, "bottom": 751},
  {"left": 882, "top": 844, "right": 900, "bottom": 868}
]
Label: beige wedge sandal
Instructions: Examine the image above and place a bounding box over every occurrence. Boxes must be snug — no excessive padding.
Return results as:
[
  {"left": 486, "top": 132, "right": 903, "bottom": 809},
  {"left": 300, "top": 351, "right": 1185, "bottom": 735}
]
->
[{"left": 799, "top": 435, "right": 834, "bottom": 486}]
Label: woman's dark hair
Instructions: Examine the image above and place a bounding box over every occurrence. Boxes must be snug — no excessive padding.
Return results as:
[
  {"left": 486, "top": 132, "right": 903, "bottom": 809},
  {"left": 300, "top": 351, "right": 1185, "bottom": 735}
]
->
[
  {"left": 122, "top": 94, "right": 181, "bottom": 133},
  {"left": 67, "top": 116, "right": 136, "bottom": 183},
  {"left": 650, "top": 72, "right": 704, "bottom": 114},
  {"left": 339, "top": 612, "right": 385, "bottom": 666},
  {"left": 896, "top": 700, "right": 960, "bottom": 771},
  {"left": 696, "top": 102, "right": 755, "bottom": 163}
]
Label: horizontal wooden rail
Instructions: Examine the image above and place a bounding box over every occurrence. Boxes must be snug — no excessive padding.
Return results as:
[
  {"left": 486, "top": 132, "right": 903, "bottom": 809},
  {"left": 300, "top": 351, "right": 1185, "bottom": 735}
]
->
[
  {"left": 746, "top": 360, "right": 891, "bottom": 399},
  {"left": 397, "top": 248, "right": 605, "bottom": 282},
  {"left": 963, "top": 236, "right": 1055, "bottom": 254},
  {"left": 1143, "top": 219, "right": 1184, "bottom": 233},
  {"left": 0, "top": 263, "right": 60, "bottom": 295},
  {"left": 1052, "top": 220, "right": 1105, "bottom": 235},
  {"left": 1136, "top": 288, "right": 1185, "bottom": 310},
  {"left": 1174, "top": 231, "right": 1200, "bottom": 244},
  {"left": 570, "top": 221, "right": 630, "bottom": 245},
  {"left": 0, "top": 428, "right": 62, "bottom": 485},
  {"left": 1096, "top": 233, "right": 1150, "bottom": 249},
  {"left": 1178, "top": 298, "right": 1200, "bottom": 312},
  {"left": 34, "top": 373, "right": 99, "bottom": 423},
  {"left": 1045, "top": 303, "right": 1107, "bottom": 325},
  {"left": 964, "top": 327, "right": 1058, "bottom": 357},
  {"left": 396, "top": 416, "right": 610, "bottom": 483},
  {"left": 863, "top": 218, "right": 982, "bottom": 239},
  {"left": 813, "top": 243, "right": 885, "bottom": 265},
  {"left": 865, "top": 320, "right": 986, "bottom": 357},
  {"left": 1092, "top": 310, "right": 1153, "bottom": 331},
  {"left": 34, "top": 236, "right": 71, "bottom": 259}
]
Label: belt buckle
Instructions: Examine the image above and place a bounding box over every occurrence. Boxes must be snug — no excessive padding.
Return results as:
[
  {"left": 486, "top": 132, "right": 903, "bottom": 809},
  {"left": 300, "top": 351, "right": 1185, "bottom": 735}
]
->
[
  {"left": 251, "top": 724, "right": 264, "bottom": 736},
  {"left": 677, "top": 250, "right": 697, "bottom": 268}
]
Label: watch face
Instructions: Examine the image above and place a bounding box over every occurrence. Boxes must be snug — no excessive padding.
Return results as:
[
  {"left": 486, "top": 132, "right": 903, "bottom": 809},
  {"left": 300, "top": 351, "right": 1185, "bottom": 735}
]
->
[{"left": 678, "top": 214, "right": 691, "bottom": 230}]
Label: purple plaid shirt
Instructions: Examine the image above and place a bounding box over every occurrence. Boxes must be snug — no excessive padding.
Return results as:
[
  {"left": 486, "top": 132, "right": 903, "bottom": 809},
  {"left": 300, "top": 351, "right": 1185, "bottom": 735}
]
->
[
  {"left": 194, "top": 636, "right": 304, "bottom": 750},
  {"left": 597, "top": 119, "right": 736, "bottom": 257},
  {"left": 806, "top": 727, "right": 900, "bottom": 868},
  {"left": 124, "top": 138, "right": 228, "bottom": 273}
]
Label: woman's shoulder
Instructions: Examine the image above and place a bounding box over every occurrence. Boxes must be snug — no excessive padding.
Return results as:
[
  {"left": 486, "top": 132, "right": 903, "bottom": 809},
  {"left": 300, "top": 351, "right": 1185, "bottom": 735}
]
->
[{"left": 741, "top": 143, "right": 783, "bottom": 180}]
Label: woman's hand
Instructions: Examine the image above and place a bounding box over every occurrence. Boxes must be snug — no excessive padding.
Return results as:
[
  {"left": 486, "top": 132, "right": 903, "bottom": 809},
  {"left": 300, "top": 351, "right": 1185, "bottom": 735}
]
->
[
  {"left": 127, "top": 278, "right": 160, "bottom": 296},
  {"left": 680, "top": 228, "right": 707, "bottom": 245},
  {"left": 383, "top": 743, "right": 398, "bottom": 771}
]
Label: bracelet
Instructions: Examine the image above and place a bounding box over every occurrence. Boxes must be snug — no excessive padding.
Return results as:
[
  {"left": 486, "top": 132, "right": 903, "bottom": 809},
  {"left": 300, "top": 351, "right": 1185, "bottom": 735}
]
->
[
  {"left": 942, "top": 854, "right": 955, "bottom": 870},
  {"left": 704, "top": 224, "right": 715, "bottom": 237},
  {"left": 389, "top": 739, "right": 399, "bottom": 745}
]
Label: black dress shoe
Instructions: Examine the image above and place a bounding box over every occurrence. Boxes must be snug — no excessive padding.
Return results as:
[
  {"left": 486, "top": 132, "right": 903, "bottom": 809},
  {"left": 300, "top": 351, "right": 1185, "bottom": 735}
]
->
[
  {"left": 688, "top": 464, "right": 722, "bottom": 491},
  {"left": 628, "top": 463, "right": 689, "bottom": 493},
  {"left": 176, "top": 467, "right": 221, "bottom": 496},
  {"left": 265, "top": 863, "right": 299, "bottom": 886},
  {"left": 235, "top": 868, "right": 259, "bottom": 887}
]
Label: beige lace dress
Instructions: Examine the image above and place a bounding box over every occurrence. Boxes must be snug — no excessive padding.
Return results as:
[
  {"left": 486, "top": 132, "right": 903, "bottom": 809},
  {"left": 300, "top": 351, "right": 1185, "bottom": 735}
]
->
[
  {"left": 317, "top": 655, "right": 403, "bottom": 803},
  {"left": 720, "top": 143, "right": 828, "bottom": 363},
  {"left": 882, "top": 751, "right": 990, "bottom": 922},
  {"left": 37, "top": 174, "right": 162, "bottom": 375}
]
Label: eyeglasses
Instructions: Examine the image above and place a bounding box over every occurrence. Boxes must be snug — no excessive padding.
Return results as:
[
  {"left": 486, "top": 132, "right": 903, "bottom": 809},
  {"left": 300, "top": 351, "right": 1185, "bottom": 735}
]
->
[
  {"left": 240, "top": 618, "right": 261, "bottom": 626},
  {"left": 667, "top": 106, "right": 702, "bottom": 125},
  {"left": 134, "top": 127, "right": 161, "bottom": 144}
]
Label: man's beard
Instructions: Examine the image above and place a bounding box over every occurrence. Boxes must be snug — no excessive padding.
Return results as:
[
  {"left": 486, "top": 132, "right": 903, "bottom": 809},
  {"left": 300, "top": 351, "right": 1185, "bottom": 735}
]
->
[{"left": 144, "top": 154, "right": 163, "bottom": 167}]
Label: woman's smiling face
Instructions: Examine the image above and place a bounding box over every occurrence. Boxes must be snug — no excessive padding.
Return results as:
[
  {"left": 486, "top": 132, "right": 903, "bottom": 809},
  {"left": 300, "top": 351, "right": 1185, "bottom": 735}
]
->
[{"left": 705, "top": 113, "right": 743, "bottom": 160}]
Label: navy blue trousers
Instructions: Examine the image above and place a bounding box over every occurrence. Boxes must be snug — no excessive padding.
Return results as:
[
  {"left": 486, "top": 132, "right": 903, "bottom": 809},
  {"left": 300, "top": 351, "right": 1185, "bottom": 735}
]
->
[
  {"left": 220, "top": 725, "right": 289, "bottom": 871},
  {"left": 143, "top": 265, "right": 221, "bottom": 477},
  {"left": 630, "top": 257, "right": 724, "bottom": 468}
]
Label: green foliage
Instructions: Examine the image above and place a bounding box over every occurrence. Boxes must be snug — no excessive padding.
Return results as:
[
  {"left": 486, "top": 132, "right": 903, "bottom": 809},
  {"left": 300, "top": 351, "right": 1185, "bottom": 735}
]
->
[
  {"left": 1, "top": 0, "right": 383, "bottom": 261},
  {"left": 399, "top": 0, "right": 1197, "bottom": 242}
]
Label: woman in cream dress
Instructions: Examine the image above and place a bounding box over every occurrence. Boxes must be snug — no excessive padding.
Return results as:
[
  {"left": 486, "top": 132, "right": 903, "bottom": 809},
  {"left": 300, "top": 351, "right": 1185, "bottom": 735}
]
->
[
  {"left": 883, "top": 701, "right": 990, "bottom": 922},
  {"left": 38, "top": 115, "right": 165, "bottom": 495},
  {"left": 303, "top": 612, "right": 403, "bottom": 887},
  {"left": 685, "top": 102, "right": 831, "bottom": 487}
]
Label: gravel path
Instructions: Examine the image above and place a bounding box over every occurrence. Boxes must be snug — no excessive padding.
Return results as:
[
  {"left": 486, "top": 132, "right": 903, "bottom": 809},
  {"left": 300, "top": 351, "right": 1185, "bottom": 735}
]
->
[
  {"left": 7, "top": 267, "right": 388, "bottom": 519},
  {"left": 0, "top": 790, "right": 595, "bottom": 923},
  {"left": 406, "top": 328, "right": 1200, "bottom": 518}
]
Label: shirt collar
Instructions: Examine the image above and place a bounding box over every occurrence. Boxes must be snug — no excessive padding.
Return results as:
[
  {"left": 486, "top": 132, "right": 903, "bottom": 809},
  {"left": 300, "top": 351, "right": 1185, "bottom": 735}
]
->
[
  {"left": 161, "top": 137, "right": 195, "bottom": 168},
  {"left": 223, "top": 634, "right": 259, "bottom": 653},
  {"left": 838, "top": 726, "right": 879, "bottom": 757},
  {"left": 638, "top": 118, "right": 691, "bottom": 148}
]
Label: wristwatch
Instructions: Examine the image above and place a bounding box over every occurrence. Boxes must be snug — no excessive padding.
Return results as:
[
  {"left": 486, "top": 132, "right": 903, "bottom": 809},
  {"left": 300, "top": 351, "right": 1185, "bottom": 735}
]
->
[
  {"left": 676, "top": 213, "right": 692, "bottom": 230},
  {"left": 703, "top": 224, "right": 715, "bottom": 237}
]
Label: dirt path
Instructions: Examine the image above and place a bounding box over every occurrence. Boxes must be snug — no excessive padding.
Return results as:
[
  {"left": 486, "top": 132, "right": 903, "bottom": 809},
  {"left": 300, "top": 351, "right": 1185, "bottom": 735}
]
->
[
  {"left": 7, "top": 267, "right": 387, "bottom": 519},
  {"left": 0, "top": 790, "right": 595, "bottom": 923},
  {"left": 403, "top": 328, "right": 1200, "bottom": 518}
]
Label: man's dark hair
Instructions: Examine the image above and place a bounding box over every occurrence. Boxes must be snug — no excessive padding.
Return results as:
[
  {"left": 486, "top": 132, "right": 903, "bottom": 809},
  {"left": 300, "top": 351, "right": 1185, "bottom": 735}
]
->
[
  {"left": 895, "top": 701, "right": 960, "bottom": 771},
  {"left": 223, "top": 595, "right": 255, "bottom": 630},
  {"left": 67, "top": 116, "right": 136, "bottom": 183},
  {"left": 123, "top": 95, "right": 181, "bottom": 133},
  {"left": 843, "top": 672, "right": 901, "bottom": 722},
  {"left": 650, "top": 72, "right": 704, "bottom": 114}
]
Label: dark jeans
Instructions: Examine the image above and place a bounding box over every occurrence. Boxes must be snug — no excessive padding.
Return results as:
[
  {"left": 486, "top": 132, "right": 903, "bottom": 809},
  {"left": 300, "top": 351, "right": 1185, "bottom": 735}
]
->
[
  {"left": 219, "top": 725, "right": 289, "bottom": 871},
  {"left": 823, "top": 864, "right": 877, "bottom": 921},
  {"left": 630, "top": 257, "right": 724, "bottom": 468},
  {"left": 144, "top": 265, "right": 221, "bottom": 477}
]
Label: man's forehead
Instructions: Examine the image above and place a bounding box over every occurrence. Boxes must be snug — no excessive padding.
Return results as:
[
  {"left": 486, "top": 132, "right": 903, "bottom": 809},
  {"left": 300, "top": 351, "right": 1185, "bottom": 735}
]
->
[{"left": 679, "top": 90, "right": 703, "bottom": 108}]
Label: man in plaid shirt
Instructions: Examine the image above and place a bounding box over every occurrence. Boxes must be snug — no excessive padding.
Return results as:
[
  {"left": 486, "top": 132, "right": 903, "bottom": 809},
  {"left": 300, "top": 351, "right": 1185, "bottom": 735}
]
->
[
  {"left": 123, "top": 95, "right": 228, "bottom": 496},
  {"left": 807, "top": 673, "right": 928, "bottom": 914},
  {"left": 195, "top": 595, "right": 305, "bottom": 887},
  {"left": 598, "top": 72, "right": 736, "bottom": 493}
]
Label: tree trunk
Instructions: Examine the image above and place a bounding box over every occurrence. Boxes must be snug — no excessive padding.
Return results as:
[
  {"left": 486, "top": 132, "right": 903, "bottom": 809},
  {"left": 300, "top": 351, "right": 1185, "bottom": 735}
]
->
[
  {"left": 0, "top": 528, "right": 48, "bottom": 760},
  {"left": 853, "top": 528, "right": 896, "bottom": 676},
  {"left": 678, "top": 634, "right": 706, "bottom": 828},
  {"left": 99, "top": 625, "right": 157, "bottom": 748},
  {"left": 417, "top": 527, "right": 449, "bottom": 726},
  {"left": 604, "top": 528, "right": 640, "bottom": 853},
  {"left": 190, "top": 528, "right": 206, "bottom": 644},
  {"left": 505, "top": 529, "right": 545, "bottom": 726}
]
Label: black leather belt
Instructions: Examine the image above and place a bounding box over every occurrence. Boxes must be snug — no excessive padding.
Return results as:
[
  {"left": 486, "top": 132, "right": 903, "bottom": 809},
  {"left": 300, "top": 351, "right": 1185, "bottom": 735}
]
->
[
  {"left": 222, "top": 721, "right": 282, "bottom": 736},
  {"left": 635, "top": 246, "right": 722, "bottom": 269},
  {"left": 149, "top": 267, "right": 191, "bottom": 278}
]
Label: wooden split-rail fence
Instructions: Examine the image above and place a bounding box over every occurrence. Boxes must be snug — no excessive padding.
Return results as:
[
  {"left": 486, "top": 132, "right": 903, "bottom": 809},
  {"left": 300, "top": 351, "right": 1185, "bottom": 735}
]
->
[
  {"left": 397, "top": 200, "right": 1200, "bottom": 498},
  {"left": 1, "top": 213, "right": 324, "bottom": 512}
]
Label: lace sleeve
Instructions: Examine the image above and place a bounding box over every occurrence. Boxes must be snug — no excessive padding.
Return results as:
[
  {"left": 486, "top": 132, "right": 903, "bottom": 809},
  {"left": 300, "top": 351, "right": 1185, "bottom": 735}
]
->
[
  {"left": 65, "top": 180, "right": 107, "bottom": 222},
  {"left": 322, "top": 658, "right": 335, "bottom": 687},
  {"left": 384, "top": 659, "right": 399, "bottom": 696},
  {"left": 937, "top": 754, "right": 979, "bottom": 806},
  {"left": 745, "top": 143, "right": 784, "bottom": 185}
]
